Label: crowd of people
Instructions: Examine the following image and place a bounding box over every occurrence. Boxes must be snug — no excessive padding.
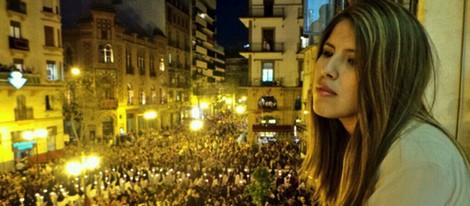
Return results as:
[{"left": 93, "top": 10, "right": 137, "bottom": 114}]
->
[{"left": 0, "top": 112, "right": 313, "bottom": 205}]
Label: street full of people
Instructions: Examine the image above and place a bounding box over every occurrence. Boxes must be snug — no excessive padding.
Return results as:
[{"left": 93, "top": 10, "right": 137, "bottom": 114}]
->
[{"left": 1, "top": 112, "right": 313, "bottom": 206}]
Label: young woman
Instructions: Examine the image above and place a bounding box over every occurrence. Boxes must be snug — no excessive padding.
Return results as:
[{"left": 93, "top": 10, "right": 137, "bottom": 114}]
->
[{"left": 300, "top": 0, "right": 470, "bottom": 205}]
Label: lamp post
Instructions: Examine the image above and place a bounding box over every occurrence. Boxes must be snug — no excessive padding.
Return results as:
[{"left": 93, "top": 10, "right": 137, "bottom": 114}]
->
[
  {"left": 23, "top": 129, "right": 48, "bottom": 177},
  {"left": 65, "top": 155, "right": 100, "bottom": 205}
]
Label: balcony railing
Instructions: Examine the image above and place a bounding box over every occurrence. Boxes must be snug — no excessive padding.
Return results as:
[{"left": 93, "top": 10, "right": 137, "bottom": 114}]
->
[
  {"left": 100, "top": 99, "right": 118, "bottom": 110},
  {"left": 15, "top": 108, "right": 34, "bottom": 121},
  {"left": 241, "top": 43, "right": 284, "bottom": 53},
  {"left": 7, "top": 0, "right": 27, "bottom": 14},
  {"left": 9, "top": 37, "right": 29, "bottom": 51},
  {"left": 248, "top": 7, "right": 284, "bottom": 17}
]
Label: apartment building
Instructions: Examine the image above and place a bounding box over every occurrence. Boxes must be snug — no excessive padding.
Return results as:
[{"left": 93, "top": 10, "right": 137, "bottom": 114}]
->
[
  {"left": 240, "top": 0, "right": 305, "bottom": 142},
  {"left": 0, "top": 0, "right": 65, "bottom": 170},
  {"left": 191, "top": 0, "right": 226, "bottom": 115},
  {"left": 166, "top": 0, "right": 192, "bottom": 122}
]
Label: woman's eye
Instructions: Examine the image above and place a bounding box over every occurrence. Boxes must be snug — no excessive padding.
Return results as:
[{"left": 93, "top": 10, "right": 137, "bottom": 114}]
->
[
  {"left": 347, "top": 58, "right": 355, "bottom": 66},
  {"left": 322, "top": 50, "right": 333, "bottom": 57}
]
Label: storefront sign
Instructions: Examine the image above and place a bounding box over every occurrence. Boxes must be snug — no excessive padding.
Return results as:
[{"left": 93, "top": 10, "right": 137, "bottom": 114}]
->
[{"left": 13, "top": 141, "right": 35, "bottom": 150}]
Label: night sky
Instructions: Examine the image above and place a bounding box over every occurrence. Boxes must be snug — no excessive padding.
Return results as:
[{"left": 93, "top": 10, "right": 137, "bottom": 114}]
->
[
  {"left": 61, "top": 0, "right": 248, "bottom": 58},
  {"left": 216, "top": 0, "right": 248, "bottom": 57}
]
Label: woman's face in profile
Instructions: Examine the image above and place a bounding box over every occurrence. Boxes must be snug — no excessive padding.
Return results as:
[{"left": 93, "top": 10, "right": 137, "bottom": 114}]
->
[{"left": 313, "top": 20, "right": 358, "bottom": 129}]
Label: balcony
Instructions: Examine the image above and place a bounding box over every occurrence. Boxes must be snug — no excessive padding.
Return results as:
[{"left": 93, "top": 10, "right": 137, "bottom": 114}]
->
[
  {"left": 99, "top": 99, "right": 118, "bottom": 110},
  {"left": 7, "top": 0, "right": 27, "bottom": 14},
  {"left": 248, "top": 7, "right": 284, "bottom": 18},
  {"left": 241, "top": 42, "right": 284, "bottom": 53},
  {"left": 15, "top": 107, "right": 34, "bottom": 121},
  {"left": 9, "top": 37, "right": 29, "bottom": 51},
  {"left": 249, "top": 78, "right": 283, "bottom": 87},
  {"left": 0, "top": 68, "right": 40, "bottom": 84}
]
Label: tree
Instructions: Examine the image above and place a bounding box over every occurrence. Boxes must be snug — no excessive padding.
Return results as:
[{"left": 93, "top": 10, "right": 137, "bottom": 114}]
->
[
  {"left": 245, "top": 167, "right": 273, "bottom": 206},
  {"left": 63, "top": 75, "right": 99, "bottom": 145}
]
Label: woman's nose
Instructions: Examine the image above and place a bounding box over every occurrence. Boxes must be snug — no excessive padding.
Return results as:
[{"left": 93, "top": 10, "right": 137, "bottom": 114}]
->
[{"left": 321, "top": 56, "right": 339, "bottom": 79}]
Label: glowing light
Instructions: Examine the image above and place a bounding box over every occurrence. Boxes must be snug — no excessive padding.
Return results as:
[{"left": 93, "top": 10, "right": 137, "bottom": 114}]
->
[
  {"left": 71, "top": 67, "right": 81, "bottom": 76},
  {"left": 143, "top": 110, "right": 157, "bottom": 119},
  {"left": 190, "top": 120, "right": 203, "bottom": 131}
]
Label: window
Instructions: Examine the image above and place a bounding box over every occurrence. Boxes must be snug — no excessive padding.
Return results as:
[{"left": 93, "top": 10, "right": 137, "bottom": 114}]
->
[
  {"left": 15, "top": 95, "right": 33, "bottom": 120},
  {"left": 127, "top": 83, "right": 134, "bottom": 105},
  {"left": 261, "top": 61, "right": 274, "bottom": 83},
  {"left": 160, "top": 88, "right": 167, "bottom": 104},
  {"left": 151, "top": 85, "right": 157, "bottom": 104},
  {"left": 46, "top": 60, "right": 58, "bottom": 80},
  {"left": 126, "top": 47, "right": 133, "bottom": 74},
  {"left": 159, "top": 58, "right": 165, "bottom": 71},
  {"left": 13, "top": 58, "right": 24, "bottom": 72},
  {"left": 57, "top": 29, "right": 62, "bottom": 47},
  {"left": 43, "top": 0, "right": 53, "bottom": 12},
  {"left": 45, "top": 95, "right": 53, "bottom": 110},
  {"left": 44, "top": 26, "right": 54, "bottom": 46},
  {"left": 10, "top": 21, "right": 21, "bottom": 38},
  {"left": 149, "top": 55, "right": 156, "bottom": 77},
  {"left": 99, "top": 44, "right": 114, "bottom": 63},
  {"left": 140, "top": 90, "right": 146, "bottom": 105},
  {"left": 138, "top": 51, "right": 145, "bottom": 75},
  {"left": 262, "top": 28, "right": 274, "bottom": 51},
  {"left": 97, "top": 18, "right": 112, "bottom": 40}
]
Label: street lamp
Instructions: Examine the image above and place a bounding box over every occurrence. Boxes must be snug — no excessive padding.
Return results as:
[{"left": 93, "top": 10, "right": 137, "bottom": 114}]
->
[
  {"left": 23, "top": 129, "right": 48, "bottom": 177},
  {"left": 235, "top": 105, "right": 246, "bottom": 114},
  {"left": 190, "top": 119, "right": 203, "bottom": 131},
  {"left": 65, "top": 155, "right": 100, "bottom": 205}
]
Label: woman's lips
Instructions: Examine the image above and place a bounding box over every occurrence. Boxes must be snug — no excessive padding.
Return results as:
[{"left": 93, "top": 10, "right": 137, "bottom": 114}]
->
[{"left": 316, "top": 85, "right": 337, "bottom": 96}]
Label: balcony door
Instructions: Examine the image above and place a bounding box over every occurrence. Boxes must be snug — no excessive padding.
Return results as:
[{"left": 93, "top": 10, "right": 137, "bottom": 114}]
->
[{"left": 262, "top": 28, "right": 274, "bottom": 51}]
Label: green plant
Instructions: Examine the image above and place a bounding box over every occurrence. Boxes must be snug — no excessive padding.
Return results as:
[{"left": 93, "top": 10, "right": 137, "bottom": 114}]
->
[{"left": 245, "top": 167, "right": 273, "bottom": 206}]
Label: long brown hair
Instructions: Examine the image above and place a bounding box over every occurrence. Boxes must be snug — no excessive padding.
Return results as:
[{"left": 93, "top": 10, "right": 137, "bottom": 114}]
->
[{"left": 300, "top": 0, "right": 468, "bottom": 205}]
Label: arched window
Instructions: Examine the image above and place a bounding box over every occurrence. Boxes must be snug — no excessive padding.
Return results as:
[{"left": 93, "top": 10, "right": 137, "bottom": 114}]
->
[
  {"left": 140, "top": 89, "right": 146, "bottom": 105},
  {"left": 99, "top": 44, "right": 114, "bottom": 63}
]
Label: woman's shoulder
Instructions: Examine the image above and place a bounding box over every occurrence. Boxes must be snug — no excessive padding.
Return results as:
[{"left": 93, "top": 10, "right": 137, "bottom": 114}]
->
[
  {"left": 388, "top": 121, "right": 461, "bottom": 167},
  {"left": 372, "top": 121, "right": 470, "bottom": 205}
]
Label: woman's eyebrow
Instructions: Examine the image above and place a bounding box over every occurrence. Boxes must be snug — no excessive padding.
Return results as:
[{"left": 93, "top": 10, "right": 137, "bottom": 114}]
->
[{"left": 325, "top": 42, "right": 355, "bottom": 53}]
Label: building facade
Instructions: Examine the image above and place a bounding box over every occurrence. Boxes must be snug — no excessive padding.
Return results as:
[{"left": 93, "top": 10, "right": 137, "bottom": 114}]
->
[
  {"left": 0, "top": 0, "right": 65, "bottom": 170},
  {"left": 190, "top": 0, "right": 226, "bottom": 116},
  {"left": 240, "top": 0, "right": 305, "bottom": 142},
  {"left": 62, "top": 1, "right": 169, "bottom": 143},
  {"left": 166, "top": 0, "right": 193, "bottom": 123}
]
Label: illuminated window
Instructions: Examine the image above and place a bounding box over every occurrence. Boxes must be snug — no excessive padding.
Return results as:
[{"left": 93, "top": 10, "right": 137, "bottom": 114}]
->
[
  {"left": 159, "top": 58, "right": 165, "bottom": 71},
  {"left": 140, "top": 90, "right": 146, "bottom": 105},
  {"left": 99, "top": 44, "right": 114, "bottom": 63},
  {"left": 46, "top": 60, "right": 58, "bottom": 80},
  {"left": 261, "top": 61, "right": 274, "bottom": 84},
  {"left": 10, "top": 21, "right": 21, "bottom": 38},
  {"left": 127, "top": 83, "right": 134, "bottom": 105},
  {"left": 151, "top": 85, "right": 157, "bottom": 104}
]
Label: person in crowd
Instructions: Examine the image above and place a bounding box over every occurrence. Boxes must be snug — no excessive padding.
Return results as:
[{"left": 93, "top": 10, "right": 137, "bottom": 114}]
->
[{"left": 301, "top": 0, "right": 470, "bottom": 205}]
